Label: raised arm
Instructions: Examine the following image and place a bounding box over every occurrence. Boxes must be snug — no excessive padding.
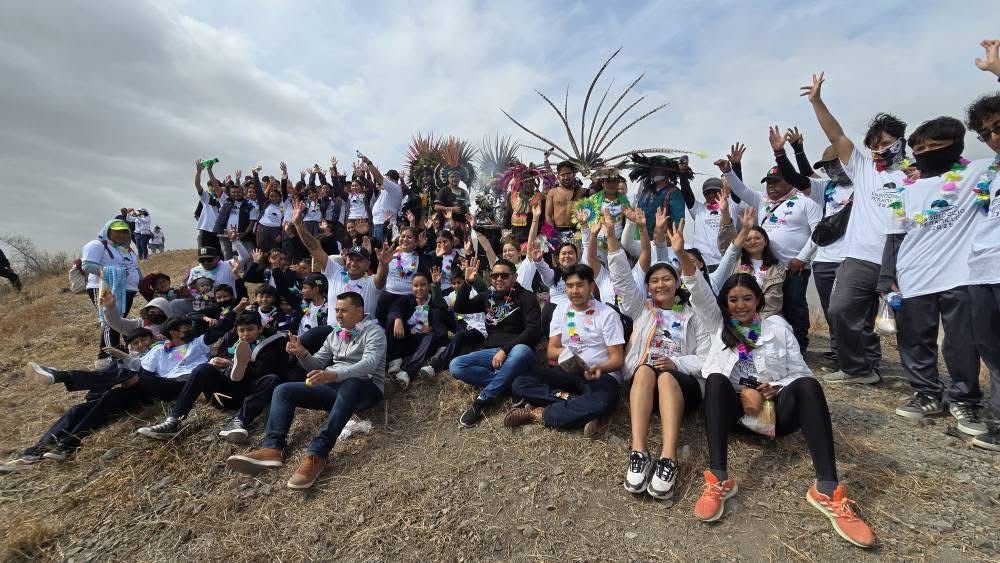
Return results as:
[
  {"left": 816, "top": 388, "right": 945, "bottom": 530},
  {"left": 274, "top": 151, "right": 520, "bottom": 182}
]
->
[
  {"left": 360, "top": 154, "right": 383, "bottom": 186},
  {"left": 785, "top": 127, "right": 816, "bottom": 178},
  {"left": 290, "top": 201, "right": 329, "bottom": 271},
  {"left": 194, "top": 160, "right": 205, "bottom": 195},
  {"left": 585, "top": 222, "right": 603, "bottom": 279},
  {"left": 716, "top": 158, "right": 761, "bottom": 209},
  {"left": 770, "top": 126, "right": 811, "bottom": 192},
  {"left": 800, "top": 72, "right": 854, "bottom": 165},
  {"left": 630, "top": 208, "right": 652, "bottom": 272},
  {"left": 975, "top": 39, "right": 1000, "bottom": 80},
  {"left": 372, "top": 241, "right": 394, "bottom": 290}
]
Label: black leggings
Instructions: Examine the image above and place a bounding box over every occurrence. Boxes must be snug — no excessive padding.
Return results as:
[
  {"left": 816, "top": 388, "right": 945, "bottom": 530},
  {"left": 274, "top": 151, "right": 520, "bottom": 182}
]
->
[
  {"left": 88, "top": 288, "right": 137, "bottom": 359},
  {"left": 703, "top": 374, "right": 837, "bottom": 483}
]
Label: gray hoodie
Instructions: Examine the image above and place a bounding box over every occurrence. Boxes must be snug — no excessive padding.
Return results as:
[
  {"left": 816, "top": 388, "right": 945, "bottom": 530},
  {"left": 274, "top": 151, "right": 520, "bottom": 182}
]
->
[
  {"left": 102, "top": 297, "right": 172, "bottom": 340},
  {"left": 298, "top": 317, "right": 387, "bottom": 392}
]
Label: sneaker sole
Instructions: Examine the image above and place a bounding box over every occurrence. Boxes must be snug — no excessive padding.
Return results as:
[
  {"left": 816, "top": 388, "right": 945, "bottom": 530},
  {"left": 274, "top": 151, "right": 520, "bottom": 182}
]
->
[
  {"left": 806, "top": 493, "right": 873, "bottom": 548},
  {"left": 695, "top": 484, "right": 739, "bottom": 522},
  {"left": 26, "top": 363, "right": 54, "bottom": 386},
  {"left": 230, "top": 341, "right": 251, "bottom": 382},
  {"left": 226, "top": 456, "right": 282, "bottom": 475},
  {"left": 41, "top": 452, "right": 68, "bottom": 461},
  {"left": 955, "top": 422, "right": 988, "bottom": 437},
  {"left": 287, "top": 477, "right": 318, "bottom": 490},
  {"left": 624, "top": 480, "right": 649, "bottom": 495},
  {"left": 219, "top": 430, "right": 250, "bottom": 445},
  {"left": 971, "top": 436, "right": 1000, "bottom": 451},
  {"left": 646, "top": 482, "right": 676, "bottom": 501},
  {"left": 418, "top": 368, "right": 435, "bottom": 379},
  {"left": 458, "top": 415, "right": 481, "bottom": 428},
  {"left": 825, "top": 374, "right": 880, "bottom": 385},
  {"left": 136, "top": 428, "right": 179, "bottom": 440},
  {"left": 894, "top": 408, "right": 942, "bottom": 420}
]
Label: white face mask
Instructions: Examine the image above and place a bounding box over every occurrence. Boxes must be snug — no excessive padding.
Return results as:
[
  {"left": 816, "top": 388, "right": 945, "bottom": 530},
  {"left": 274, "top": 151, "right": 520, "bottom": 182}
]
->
[{"left": 652, "top": 175, "right": 666, "bottom": 184}]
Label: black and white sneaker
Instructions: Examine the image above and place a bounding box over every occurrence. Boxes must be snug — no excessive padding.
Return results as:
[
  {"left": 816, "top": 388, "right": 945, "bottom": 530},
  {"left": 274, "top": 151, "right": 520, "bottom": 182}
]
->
[
  {"left": 949, "top": 403, "right": 987, "bottom": 436},
  {"left": 624, "top": 451, "right": 654, "bottom": 494},
  {"left": 418, "top": 365, "right": 436, "bottom": 379},
  {"left": 137, "top": 417, "right": 182, "bottom": 440},
  {"left": 895, "top": 393, "right": 943, "bottom": 420},
  {"left": 218, "top": 417, "right": 249, "bottom": 444},
  {"left": 646, "top": 457, "right": 678, "bottom": 500},
  {"left": 42, "top": 443, "right": 73, "bottom": 462},
  {"left": 459, "top": 399, "right": 487, "bottom": 427}
]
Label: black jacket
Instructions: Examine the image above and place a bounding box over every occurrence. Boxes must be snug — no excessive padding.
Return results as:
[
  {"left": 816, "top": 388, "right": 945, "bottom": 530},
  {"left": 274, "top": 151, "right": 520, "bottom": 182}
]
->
[
  {"left": 387, "top": 295, "right": 452, "bottom": 340},
  {"left": 214, "top": 329, "right": 289, "bottom": 381},
  {"left": 454, "top": 282, "right": 540, "bottom": 353},
  {"left": 213, "top": 198, "right": 256, "bottom": 235}
]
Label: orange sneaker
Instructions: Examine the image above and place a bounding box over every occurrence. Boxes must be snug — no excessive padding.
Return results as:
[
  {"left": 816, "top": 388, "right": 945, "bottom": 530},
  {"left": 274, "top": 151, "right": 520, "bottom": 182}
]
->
[
  {"left": 287, "top": 454, "right": 327, "bottom": 489},
  {"left": 693, "top": 469, "right": 738, "bottom": 522},
  {"left": 807, "top": 483, "right": 875, "bottom": 548}
]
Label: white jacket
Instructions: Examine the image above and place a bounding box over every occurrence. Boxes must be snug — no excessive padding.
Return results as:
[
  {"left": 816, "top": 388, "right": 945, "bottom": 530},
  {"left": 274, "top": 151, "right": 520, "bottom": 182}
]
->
[
  {"left": 682, "top": 269, "right": 812, "bottom": 389},
  {"left": 608, "top": 249, "right": 709, "bottom": 381}
]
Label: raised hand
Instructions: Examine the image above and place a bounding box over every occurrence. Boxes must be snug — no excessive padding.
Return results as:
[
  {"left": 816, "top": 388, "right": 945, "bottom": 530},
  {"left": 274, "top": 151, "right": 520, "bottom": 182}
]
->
[
  {"left": 768, "top": 125, "right": 785, "bottom": 151},
  {"left": 431, "top": 265, "right": 442, "bottom": 284},
  {"left": 739, "top": 207, "right": 756, "bottom": 231},
  {"left": 286, "top": 334, "right": 306, "bottom": 357},
  {"left": 633, "top": 206, "right": 647, "bottom": 228},
  {"left": 313, "top": 164, "right": 322, "bottom": 174},
  {"left": 784, "top": 126, "right": 803, "bottom": 145},
  {"left": 279, "top": 161, "right": 288, "bottom": 172},
  {"left": 714, "top": 158, "right": 733, "bottom": 174},
  {"left": 975, "top": 39, "right": 1000, "bottom": 77},
  {"left": 719, "top": 182, "right": 731, "bottom": 215},
  {"left": 195, "top": 159, "right": 204, "bottom": 172},
  {"left": 230, "top": 255, "right": 241, "bottom": 274},
  {"left": 727, "top": 142, "right": 746, "bottom": 164},
  {"left": 291, "top": 200, "right": 306, "bottom": 224},
  {"left": 529, "top": 242, "right": 544, "bottom": 263},
  {"left": 799, "top": 71, "right": 825, "bottom": 103},
  {"left": 251, "top": 248, "right": 264, "bottom": 263},
  {"left": 464, "top": 256, "right": 480, "bottom": 281},
  {"left": 330, "top": 156, "right": 338, "bottom": 169},
  {"left": 234, "top": 169, "right": 242, "bottom": 180},
  {"left": 375, "top": 241, "right": 396, "bottom": 266},
  {"left": 253, "top": 163, "right": 263, "bottom": 173},
  {"left": 405, "top": 210, "right": 416, "bottom": 225},
  {"left": 654, "top": 206, "right": 669, "bottom": 234},
  {"left": 666, "top": 218, "right": 686, "bottom": 253},
  {"left": 234, "top": 297, "right": 250, "bottom": 313}
]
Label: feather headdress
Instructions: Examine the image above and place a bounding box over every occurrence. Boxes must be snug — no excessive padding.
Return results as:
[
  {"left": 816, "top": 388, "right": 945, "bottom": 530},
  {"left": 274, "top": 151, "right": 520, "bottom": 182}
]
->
[
  {"left": 626, "top": 153, "right": 695, "bottom": 187},
  {"left": 498, "top": 162, "right": 556, "bottom": 195},
  {"left": 407, "top": 133, "right": 442, "bottom": 182},
  {"left": 476, "top": 135, "right": 521, "bottom": 190},
  {"left": 434, "top": 136, "right": 478, "bottom": 188}
]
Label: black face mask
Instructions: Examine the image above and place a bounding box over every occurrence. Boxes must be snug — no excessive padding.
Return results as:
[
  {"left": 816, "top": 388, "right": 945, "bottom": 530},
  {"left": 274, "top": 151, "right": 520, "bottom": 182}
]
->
[
  {"left": 874, "top": 138, "right": 906, "bottom": 170},
  {"left": 913, "top": 141, "right": 964, "bottom": 177}
]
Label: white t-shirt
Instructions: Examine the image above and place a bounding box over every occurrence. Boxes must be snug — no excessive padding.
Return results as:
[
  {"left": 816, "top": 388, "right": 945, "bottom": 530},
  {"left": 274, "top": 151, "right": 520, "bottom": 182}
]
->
[
  {"left": 298, "top": 300, "right": 328, "bottom": 336},
  {"left": 225, "top": 204, "right": 241, "bottom": 231},
  {"left": 725, "top": 172, "right": 822, "bottom": 266},
  {"left": 689, "top": 201, "right": 741, "bottom": 266},
  {"left": 843, "top": 146, "right": 907, "bottom": 265},
  {"left": 258, "top": 202, "right": 285, "bottom": 228},
  {"left": 385, "top": 251, "right": 419, "bottom": 295},
  {"left": 549, "top": 300, "right": 626, "bottom": 381},
  {"left": 136, "top": 215, "right": 152, "bottom": 235},
  {"left": 891, "top": 157, "right": 1000, "bottom": 297},
  {"left": 247, "top": 200, "right": 260, "bottom": 222},
  {"left": 968, "top": 156, "right": 1000, "bottom": 282},
  {"left": 304, "top": 200, "right": 323, "bottom": 223},
  {"left": 81, "top": 239, "right": 141, "bottom": 291},
  {"left": 323, "top": 258, "right": 382, "bottom": 317},
  {"left": 372, "top": 178, "right": 404, "bottom": 225},
  {"left": 196, "top": 190, "right": 225, "bottom": 232},
  {"left": 347, "top": 192, "right": 367, "bottom": 220},
  {"left": 185, "top": 261, "right": 236, "bottom": 291},
  {"left": 803, "top": 177, "right": 853, "bottom": 264},
  {"left": 439, "top": 251, "right": 459, "bottom": 291},
  {"left": 140, "top": 336, "right": 212, "bottom": 380},
  {"left": 150, "top": 231, "right": 164, "bottom": 245}
]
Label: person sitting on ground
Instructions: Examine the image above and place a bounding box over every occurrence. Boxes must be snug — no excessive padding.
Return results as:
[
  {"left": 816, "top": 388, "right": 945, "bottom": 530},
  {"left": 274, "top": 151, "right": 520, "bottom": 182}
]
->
[
  {"left": 100, "top": 291, "right": 172, "bottom": 341},
  {"left": 678, "top": 231, "right": 874, "bottom": 547},
  {"left": 225, "top": 291, "right": 386, "bottom": 490},
  {"left": 136, "top": 312, "right": 288, "bottom": 444},
  {"left": 0, "top": 328, "right": 157, "bottom": 472},
  {"left": 185, "top": 246, "right": 237, "bottom": 295},
  {"left": 374, "top": 226, "right": 431, "bottom": 326},
  {"left": 385, "top": 270, "right": 452, "bottom": 388},
  {"left": 297, "top": 273, "right": 329, "bottom": 337},
  {"left": 249, "top": 285, "right": 296, "bottom": 332},
  {"left": 427, "top": 266, "right": 488, "bottom": 374},
  {"left": 503, "top": 264, "right": 625, "bottom": 436},
  {"left": 449, "top": 256, "right": 541, "bottom": 427},
  {"left": 602, "top": 216, "right": 711, "bottom": 502}
]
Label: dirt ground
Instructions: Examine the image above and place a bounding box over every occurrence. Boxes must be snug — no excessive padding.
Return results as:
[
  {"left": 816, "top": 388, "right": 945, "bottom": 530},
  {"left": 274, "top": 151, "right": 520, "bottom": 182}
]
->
[{"left": 0, "top": 250, "right": 997, "bottom": 562}]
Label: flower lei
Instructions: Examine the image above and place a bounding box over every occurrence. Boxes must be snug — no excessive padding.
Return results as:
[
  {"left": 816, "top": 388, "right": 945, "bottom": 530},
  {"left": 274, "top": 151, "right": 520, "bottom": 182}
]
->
[
  {"left": 340, "top": 269, "right": 367, "bottom": 293},
  {"left": 412, "top": 302, "right": 430, "bottom": 330},
  {"left": 331, "top": 324, "right": 360, "bottom": 341},
  {"left": 736, "top": 262, "right": 768, "bottom": 276},
  {"left": 890, "top": 158, "right": 995, "bottom": 225},
  {"left": 392, "top": 252, "right": 418, "bottom": 279},
  {"left": 729, "top": 314, "right": 762, "bottom": 361},
  {"left": 565, "top": 301, "right": 596, "bottom": 344},
  {"left": 705, "top": 201, "right": 720, "bottom": 213}
]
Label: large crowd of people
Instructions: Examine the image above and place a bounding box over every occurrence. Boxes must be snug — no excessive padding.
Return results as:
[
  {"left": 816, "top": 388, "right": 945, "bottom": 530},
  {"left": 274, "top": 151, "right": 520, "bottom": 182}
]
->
[{"left": 3, "top": 39, "right": 1000, "bottom": 550}]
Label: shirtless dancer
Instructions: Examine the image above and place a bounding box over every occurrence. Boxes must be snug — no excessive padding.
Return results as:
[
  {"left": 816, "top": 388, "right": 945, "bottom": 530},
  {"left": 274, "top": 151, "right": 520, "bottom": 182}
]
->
[{"left": 546, "top": 160, "right": 581, "bottom": 244}]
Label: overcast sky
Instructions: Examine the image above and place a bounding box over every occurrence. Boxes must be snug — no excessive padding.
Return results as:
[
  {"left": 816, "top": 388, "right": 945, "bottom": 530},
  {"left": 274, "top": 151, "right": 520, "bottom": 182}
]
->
[{"left": 2, "top": 0, "right": 998, "bottom": 252}]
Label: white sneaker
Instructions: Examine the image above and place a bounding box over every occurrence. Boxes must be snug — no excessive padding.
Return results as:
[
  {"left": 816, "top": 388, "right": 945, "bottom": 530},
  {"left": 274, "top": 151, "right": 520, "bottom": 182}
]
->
[
  {"left": 646, "top": 457, "right": 678, "bottom": 500},
  {"left": 26, "top": 362, "right": 55, "bottom": 385},
  {"left": 387, "top": 358, "right": 403, "bottom": 375},
  {"left": 229, "top": 340, "right": 251, "bottom": 382},
  {"left": 0, "top": 454, "right": 42, "bottom": 472},
  {"left": 418, "top": 365, "right": 435, "bottom": 378},
  {"left": 624, "top": 451, "right": 653, "bottom": 494},
  {"left": 395, "top": 371, "right": 410, "bottom": 389}
]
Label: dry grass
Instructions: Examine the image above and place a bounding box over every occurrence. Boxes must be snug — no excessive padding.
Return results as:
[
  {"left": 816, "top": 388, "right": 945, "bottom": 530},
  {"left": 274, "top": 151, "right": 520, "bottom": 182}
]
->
[{"left": 0, "top": 250, "right": 998, "bottom": 561}]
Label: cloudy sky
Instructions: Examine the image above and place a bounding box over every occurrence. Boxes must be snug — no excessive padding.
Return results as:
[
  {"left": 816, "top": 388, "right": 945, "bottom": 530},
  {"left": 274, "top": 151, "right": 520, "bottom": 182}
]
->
[{"left": 2, "top": 0, "right": 998, "bottom": 252}]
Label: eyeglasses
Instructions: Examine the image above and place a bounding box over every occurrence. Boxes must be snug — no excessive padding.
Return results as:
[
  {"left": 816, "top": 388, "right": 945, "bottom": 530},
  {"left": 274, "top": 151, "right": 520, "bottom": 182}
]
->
[
  {"left": 490, "top": 272, "right": 512, "bottom": 280},
  {"left": 976, "top": 125, "right": 1000, "bottom": 143}
]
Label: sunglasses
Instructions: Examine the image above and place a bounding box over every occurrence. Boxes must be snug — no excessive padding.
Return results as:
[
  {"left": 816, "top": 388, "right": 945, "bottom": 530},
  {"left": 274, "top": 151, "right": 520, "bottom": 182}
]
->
[
  {"left": 976, "top": 125, "right": 1000, "bottom": 143},
  {"left": 490, "top": 272, "right": 512, "bottom": 280}
]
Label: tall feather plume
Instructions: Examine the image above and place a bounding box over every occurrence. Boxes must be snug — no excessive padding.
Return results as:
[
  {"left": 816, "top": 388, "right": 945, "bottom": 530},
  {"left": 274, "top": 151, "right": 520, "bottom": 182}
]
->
[
  {"left": 500, "top": 110, "right": 575, "bottom": 162},
  {"left": 592, "top": 96, "right": 647, "bottom": 154},
  {"left": 477, "top": 135, "right": 521, "bottom": 186},
  {"left": 535, "top": 89, "right": 581, "bottom": 160},
  {"left": 580, "top": 47, "right": 621, "bottom": 158},
  {"left": 406, "top": 132, "right": 441, "bottom": 175},
  {"left": 596, "top": 103, "right": 669, "bottom": 156},
  {"left": 585, "top": 79, "right": 614, "bottom": 160},
  {"left": 591, "top": 73, "right": 644, "bottom": 151}
]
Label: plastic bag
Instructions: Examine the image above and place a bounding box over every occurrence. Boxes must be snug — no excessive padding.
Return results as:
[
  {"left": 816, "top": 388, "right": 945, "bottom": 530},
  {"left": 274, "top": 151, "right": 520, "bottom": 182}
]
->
[
  {"left": 875, "top": 296, "right": 897, "bottom": 336},
  {"left": 68, "top": 260, "right": 87, "bottom": 294},
  {"left": 739, "top": 392, "right": 776, "bottom": 439}
]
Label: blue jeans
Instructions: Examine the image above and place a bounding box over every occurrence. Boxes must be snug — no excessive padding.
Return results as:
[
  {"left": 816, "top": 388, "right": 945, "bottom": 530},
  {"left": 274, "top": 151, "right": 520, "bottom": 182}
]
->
[
  {"left": 781, "top": 269, "right": 811, "bottom": 353},
  {"left": 263, "top": 378, "right": 383, "bottom": 458},
  {"left": 373, "top": 223, "right": 385, "bottom": 247},
  {"left": 448, "top": 344, "right": 535, "bottom": 402}
]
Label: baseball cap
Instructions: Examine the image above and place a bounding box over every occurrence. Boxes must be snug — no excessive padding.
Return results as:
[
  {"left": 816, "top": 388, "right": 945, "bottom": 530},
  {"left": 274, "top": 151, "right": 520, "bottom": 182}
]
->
[
  {"left": 347, "top": 246, "right": 371, "bottom": 261},
  {"left": 197, "top": 247, "right": 218, "bottom": 260},
  {"left": 702, "top": 177, "right": 723, "bottom": 193},
  {"left": 108, "top": 220, "right": 130, "bottom": 231},
  {"left": 812, "top": 145, "right": 840, "bottom": 169},
  {"left": 760, "top": 166, "right": 787, "bottom": 184}
]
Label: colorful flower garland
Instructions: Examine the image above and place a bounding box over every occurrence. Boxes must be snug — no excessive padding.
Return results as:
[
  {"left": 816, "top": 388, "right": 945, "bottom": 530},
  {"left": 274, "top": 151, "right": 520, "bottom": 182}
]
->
[
  {"left": 890, "top": 157, "right": 996, "bottom": 225},
  {"left": 392, "top": 252, "right": 418, "bottom": 279},
  {"left": 565, "top": 301, "right": 596, "bottom": 344},
  {"left": 729, "top": 314, "right": 762, "bottom": 361}
]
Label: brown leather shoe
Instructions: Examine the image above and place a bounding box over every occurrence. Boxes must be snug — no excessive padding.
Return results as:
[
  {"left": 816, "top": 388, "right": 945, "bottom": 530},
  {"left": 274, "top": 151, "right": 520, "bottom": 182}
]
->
[
  {"left": 287, "top": 454, "right": 326, "bottom": 489},
  {"left": 503, "top": 407, "right": 541, "bottom": 428},
  {"left": 226, "top": 448, "right": 283, "bottom": 475}
]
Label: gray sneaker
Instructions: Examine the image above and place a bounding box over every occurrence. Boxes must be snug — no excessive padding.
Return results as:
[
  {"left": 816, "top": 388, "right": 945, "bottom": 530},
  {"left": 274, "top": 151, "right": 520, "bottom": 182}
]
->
[
  {"left": 823, "top": 370, "right": 880, "bottom": 384},
  {"left": 971, "top": 426, "right": 1000, "bottom": 451},
  {"left": 949, "top": 403, "right": 987, "bottom": 436},
  {"left": 0, "top": 454, "right": 42, "bottom": 473},
  {"left": 218, "top": 417, "right": 249, "bottom": 444},
  {"left": 137, "top": 417, "right": 182, "bottom": 440},
  {"left": 895, "top": 393, "right": 943, "bottom": 420}
]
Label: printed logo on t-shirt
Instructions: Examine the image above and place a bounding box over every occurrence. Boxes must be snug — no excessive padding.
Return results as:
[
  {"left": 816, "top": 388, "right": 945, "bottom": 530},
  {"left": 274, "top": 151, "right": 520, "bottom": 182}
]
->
[
  {"left": 989, "top": 196, "right": 1000, "bottom": 219},
  {"left": 922, "top": 205, "right": 965, "bottom": 232},
  {"left": 873, "top": 182, "right": 900, "bottom": 208}
]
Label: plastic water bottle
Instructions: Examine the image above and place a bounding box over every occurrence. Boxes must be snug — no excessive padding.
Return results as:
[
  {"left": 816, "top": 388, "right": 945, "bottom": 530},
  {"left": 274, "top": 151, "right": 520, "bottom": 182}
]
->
[{"left": 200, "top": 158, "right": 220, "bottom": 167}]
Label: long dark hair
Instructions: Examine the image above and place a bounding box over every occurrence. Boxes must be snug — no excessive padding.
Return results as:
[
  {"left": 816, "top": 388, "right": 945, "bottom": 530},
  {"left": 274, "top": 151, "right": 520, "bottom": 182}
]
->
[
  {"left": 739, "top": 226, "right": 780, "bottom": 269},
  {"left": 644, "top": 263, "right": 690, "bottom": 307},
  {"left": 717, "top": 273, "right": 765, "bottom": 350},
  {"left": 684, "top": 247, "right": 713, "bottom": 291}
]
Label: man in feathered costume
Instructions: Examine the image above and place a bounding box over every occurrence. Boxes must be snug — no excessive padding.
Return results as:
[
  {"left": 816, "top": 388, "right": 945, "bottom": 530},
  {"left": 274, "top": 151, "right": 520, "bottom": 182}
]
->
[
  {"left": 628, "top": 153, "right": 693, "bottom": 237},
  {"left": 404, "top": 134, "right": 442, "bottom": 227},
  {"left": 573, "top": 166, "right": 631, "bottom": 251},
  {"left": 433, "top": 137, "right": 477, "bottom": 218},
  {"left": 501, "top": 162, "right": 556, "bottom": 244}
]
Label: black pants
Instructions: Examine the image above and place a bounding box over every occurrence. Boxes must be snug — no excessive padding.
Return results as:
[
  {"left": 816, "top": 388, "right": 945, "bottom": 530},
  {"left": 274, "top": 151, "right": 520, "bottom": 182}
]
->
[
  {"left": 387, "top": 328, "right": 446, "bottom": 373},
  {"left": 703, "top": 374, "right": 837, "bottom": 483},
  {"left": 256, "top": 225, "right": 283, "bottom": 253},
  {"left": 169, "top": 363, "right": 280, "bottom": 424},
  {"left": 88, "top": 288, "right": 137, "bottom": 359},
  {"left": 430, "top": 327, "right": 485, "bottom": 372},
  {"left": 0, "top": 264, "right": 20, "bottom": 291},
  {"left": 781, "top": 269, "right": 811, "bottom": 353},
  {"left": 969, "top": 284, "right": 1000, "bottom": 420},
  {"left": 512, "top": 367, "right": 620, "bottom": 429},
  {"left": 375, "top": 292, "right": 409, "bottom": 328}
]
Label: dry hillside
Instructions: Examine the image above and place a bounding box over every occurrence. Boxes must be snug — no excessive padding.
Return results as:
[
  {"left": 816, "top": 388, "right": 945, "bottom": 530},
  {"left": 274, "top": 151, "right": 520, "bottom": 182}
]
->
[{"left": 0, "top": 250, "right": 997, "bottom": 561}]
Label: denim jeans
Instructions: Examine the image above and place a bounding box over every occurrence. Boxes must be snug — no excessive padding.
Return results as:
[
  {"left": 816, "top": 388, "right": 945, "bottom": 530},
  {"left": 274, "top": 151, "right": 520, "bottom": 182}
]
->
[
  {"left": 511, "top": 367, "right": 619, "bottom": 429},
  {"left": 373, "top": 223, "right": 385, "bottom": 247},
  {"left": 448, "top": 344, "right": 535, "bottom": 402},
  {"left": 263, "top": 378, "right": 383, "bottom": 458}
]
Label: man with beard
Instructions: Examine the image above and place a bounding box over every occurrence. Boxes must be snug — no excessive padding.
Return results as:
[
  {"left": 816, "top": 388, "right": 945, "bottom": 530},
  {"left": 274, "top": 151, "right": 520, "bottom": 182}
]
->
[
  {"left": 802, "top": 72, "right": 908, "bottom": 385},
  {"left": 546, "top": 161, "right": 582, "bottom": 244},
  {"left": 214, "top": 180, "right": 257, "bottom": 260}
]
